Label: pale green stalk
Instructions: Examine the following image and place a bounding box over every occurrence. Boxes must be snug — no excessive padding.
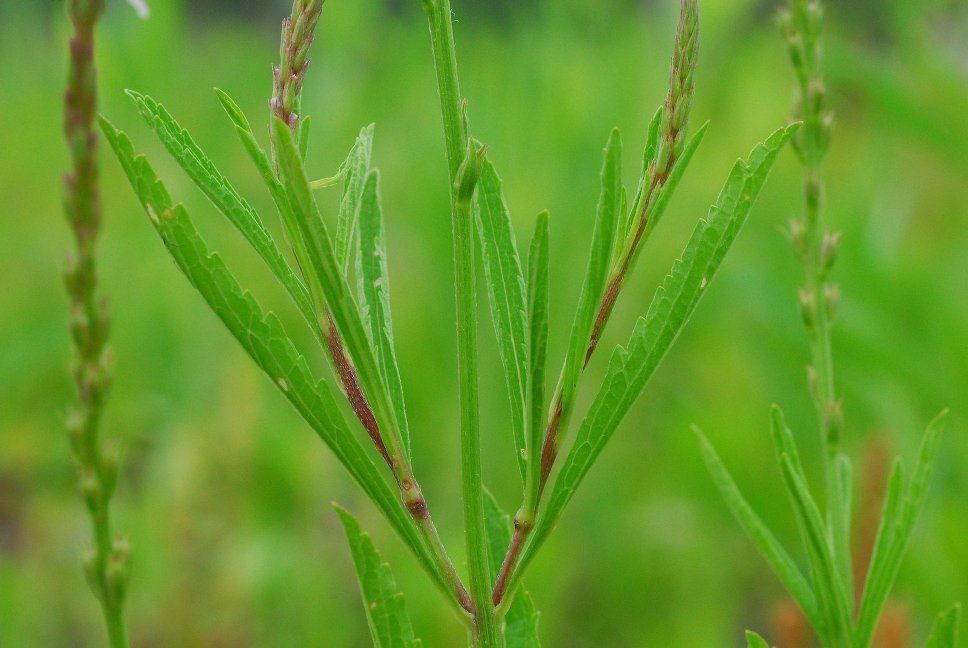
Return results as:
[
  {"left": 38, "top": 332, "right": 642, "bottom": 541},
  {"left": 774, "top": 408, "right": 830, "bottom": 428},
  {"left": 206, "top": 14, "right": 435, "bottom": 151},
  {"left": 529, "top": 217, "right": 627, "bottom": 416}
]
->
[
  {"left": 781, "top": 0, "right": 854, "bottom": 611},
  {"left": 63, "top": 1, "right": 129, "bottom": 646},
  {"left": 421, "top": 1, "right": 501, "bottom": 643}
]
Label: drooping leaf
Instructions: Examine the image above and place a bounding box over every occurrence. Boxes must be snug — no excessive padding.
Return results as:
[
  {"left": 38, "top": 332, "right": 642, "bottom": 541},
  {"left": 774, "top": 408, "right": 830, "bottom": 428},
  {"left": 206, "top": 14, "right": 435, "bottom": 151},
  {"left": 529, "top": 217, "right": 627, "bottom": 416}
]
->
[
  {"left": 482, "top": 491, "right": 541, "bottom": 647},
  {"left": 98, "top": 118, "right": 442, "bottom": 593},
  {"left": 526, "top": 211, "right": 550, "bottom": 501},
  {"left": 744, "top": 630, "right": 772, "bottom": 648},
  {"left": 125, "top": 90, "right": 315, "bottom": 325},
  {"left": 476, "top": 157, "right": 530, "bottom": 482},
  {"left": 925, "top": 603, "right": 961, "bottom": 648},
  {"left": 695, "top": 428, "right": 820, "bottom": 628},
  {"left": 514, "top": 124, "right": 799, "bottom": 586},
  {"left": 337, "top": 125, "right": 375, "bottom": 273},
  {"left": 334, "top": 505, "right": 422, "bottom": 648},
  {"left": 358, "top": 170, "right": 411, "bottom": 459},
  {"left": 856, "top": 410, "right": 949, "bottom": 647},
  {"left": 553, "top": 128, "right": 623, "bottom": 436}
]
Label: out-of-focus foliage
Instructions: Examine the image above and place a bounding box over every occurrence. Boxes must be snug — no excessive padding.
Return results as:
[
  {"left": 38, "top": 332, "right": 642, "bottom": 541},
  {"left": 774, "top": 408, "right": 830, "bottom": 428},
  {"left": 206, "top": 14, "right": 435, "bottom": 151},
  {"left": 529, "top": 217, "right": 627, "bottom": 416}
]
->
[{"left": 0, "top": 0, "right": 964, "bottom": 645}]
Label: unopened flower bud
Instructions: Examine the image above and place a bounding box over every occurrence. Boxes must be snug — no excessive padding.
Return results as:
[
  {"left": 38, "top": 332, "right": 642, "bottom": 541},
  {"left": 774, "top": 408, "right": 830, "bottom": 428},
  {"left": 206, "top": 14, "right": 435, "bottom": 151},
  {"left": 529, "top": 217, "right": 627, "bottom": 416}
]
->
[
  {"left": 82, "top": 550, "right": 103, "bottom": 599},
  {"left": 825, "top": 400, "right": 843, "bottom": 449},
  {"left": 806, "top": 365, "right": 819, "bottom": 403},
  {"left": 80, "top": 468, "right": 101, "bottom": 512},
  {"left": 798, "top": 287, "right": 817, "bottom": 333},
  {"left": 788, "top": 218, "right": 808, "bottom": 259},
  {"left": 824, "top": 283, "right": 841, "bottom": 321},
  {"left": 819, "top": 230, "right": 841, "bottom": 277},
  {"left": 455, "top": 139, "right": 486, "bottom": 205},
  {"left": 108, "top": 537, "right": 132, "bottom": 603}
]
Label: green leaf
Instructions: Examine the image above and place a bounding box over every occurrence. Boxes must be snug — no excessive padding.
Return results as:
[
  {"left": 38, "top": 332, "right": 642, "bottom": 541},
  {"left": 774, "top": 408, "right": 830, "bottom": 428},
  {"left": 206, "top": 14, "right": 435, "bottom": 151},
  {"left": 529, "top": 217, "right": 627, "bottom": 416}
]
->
[
  {"left": 828, "top": 452, "right": 854, "bottom": 609},
  {"left": 778, "top": 453, "right": 853, "bottom": 643},
  {"left": 214, "top": 89, "right": 296, "bottom": 234},
  {"left": 98, "top": 117, "right": 440, "bottom": 589},
  {"left": 298, "top": 114, "right": 312, "bottom": 161},
  {"left": 554, "top": 128, "right": 623, "bottom": 436},
  {"left": 925, "top": 603, "right": 961, "bottom": 648},
  {"left": 645, "top": 121, "right": 710, "bottom": 238},
  {"left": 856, "top": 410, "right": 949, "bottom": 647},
  {"left": 514, "top": 124, "right": 799, "bottom": 586},
  {"left": 358, "top": 170, "right": 411, "bottom": 460},
  {"left": 744, "top": 630, "right": 772, "bottom": 648},
  {"left": 337, "top": 125, "right": 375, "bottom": 273},
  {"left": 270, "top": 116, "right": 406, "bottom": 464},
  {"left": 525, "top": 211, "right": 550, "bottom": 505},
  {"left": 334, "top": 505, "right": 422, "bottom": 648},
  {"left": 768, "top": 405, "right": 807, "bottom": 479},
  {"left": 621, "top": 106, "right": 663, "bottom": 248},
  {"left": 612, "top": 104, "right": 664, "bottom": 246},
  {"left": 695, "top": 428, "right": 820, "bottom": 628},
  {"left": 125, "top": 90, "right": 315, "bottom": 326},
  {"left": 476, "top": 157, "right": 530, "bottom": 482},
  {"left": 483, "top": 491, "right": 541, "bottom": 648},
  {"left": 856, "top": 459, "right": 905, "bottom": 644}
]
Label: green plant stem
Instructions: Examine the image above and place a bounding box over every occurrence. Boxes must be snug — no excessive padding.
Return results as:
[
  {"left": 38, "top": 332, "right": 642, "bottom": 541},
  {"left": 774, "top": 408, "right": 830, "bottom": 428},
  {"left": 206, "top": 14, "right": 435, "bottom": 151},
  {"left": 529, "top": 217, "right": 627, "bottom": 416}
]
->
[
  {"left": 270, "top": 0, "right": 472, "bottom": 620},
  {"left": 64, "top": 1, "right": 129, "bottom": 646},
  {"left": 783, "top": 0, "right": 853, "bottom": 610},
  {"left": 422, "top": 1, "right": 500, "bottom": 643},
  {"left": 494, "top": 0, "right": 699, "bottom": 607}
]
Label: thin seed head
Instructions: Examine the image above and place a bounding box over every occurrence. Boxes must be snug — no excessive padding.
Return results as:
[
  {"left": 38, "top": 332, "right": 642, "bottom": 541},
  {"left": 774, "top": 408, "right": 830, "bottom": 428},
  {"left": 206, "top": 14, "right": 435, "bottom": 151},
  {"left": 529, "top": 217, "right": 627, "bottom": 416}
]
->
[
  {"left": 272, "top": 0, "right": 325, "bottom": 129},
  {"left": 655, "top": 0, "right": 699, "bottom": 183}
]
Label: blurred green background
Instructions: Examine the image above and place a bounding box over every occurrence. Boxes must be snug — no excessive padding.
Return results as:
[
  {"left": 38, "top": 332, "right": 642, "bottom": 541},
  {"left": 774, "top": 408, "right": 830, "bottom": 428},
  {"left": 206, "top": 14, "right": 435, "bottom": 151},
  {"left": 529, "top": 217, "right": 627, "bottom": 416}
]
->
[{"left": 1, "top": 0, "right": 965, "bottom": 645}]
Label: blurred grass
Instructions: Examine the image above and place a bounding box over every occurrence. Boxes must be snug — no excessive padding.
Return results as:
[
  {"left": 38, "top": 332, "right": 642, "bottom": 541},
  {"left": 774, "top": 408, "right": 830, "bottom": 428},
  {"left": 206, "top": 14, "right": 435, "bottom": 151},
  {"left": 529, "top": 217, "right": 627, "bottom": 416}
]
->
[{"left": 0, "top": 0, "right": 965, "bottom": 645}]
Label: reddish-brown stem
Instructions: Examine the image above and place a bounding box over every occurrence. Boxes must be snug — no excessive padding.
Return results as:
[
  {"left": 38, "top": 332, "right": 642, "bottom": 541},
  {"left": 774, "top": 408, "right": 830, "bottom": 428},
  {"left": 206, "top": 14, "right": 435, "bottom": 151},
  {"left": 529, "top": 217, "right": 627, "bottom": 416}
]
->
[
  {"left": 493, "top": 174, "right": 668, "bottom": 608},
  {"left": 324, "top": 314, "right": 392, "bottom": 467},
  {"left": 492, "top": 520, "right": 529, "bottom": 606}
]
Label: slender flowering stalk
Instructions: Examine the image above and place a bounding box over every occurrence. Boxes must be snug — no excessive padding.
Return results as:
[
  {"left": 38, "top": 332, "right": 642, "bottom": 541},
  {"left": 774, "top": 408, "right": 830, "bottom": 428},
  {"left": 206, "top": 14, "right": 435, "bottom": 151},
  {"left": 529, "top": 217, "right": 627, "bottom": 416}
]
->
[
  {"left": 63, "top": 1, "right": 130, "bottom": 646},
  {"left": 271, "top": 0, "right": 325, "bottom": 130},
  {"left": 493, "top": 0, "right": 700, "bottom": 608},
  {"left": 780, "top": 0, "right": 852, "bottom": 595},
  {"left": 269, "top": 0, "right": 473, "bottom": 618}
]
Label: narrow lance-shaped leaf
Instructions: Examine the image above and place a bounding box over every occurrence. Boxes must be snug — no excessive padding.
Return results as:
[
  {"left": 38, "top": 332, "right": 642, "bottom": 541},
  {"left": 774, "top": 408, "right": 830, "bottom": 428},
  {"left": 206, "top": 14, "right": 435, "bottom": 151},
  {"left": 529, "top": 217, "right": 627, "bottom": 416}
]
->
[
  {"left": 526, "top": 211, "right": 550, "bottom": 504},
  {"left": 553, "top": 128, "right": 623, "bottom": 439},
  {"left": 745, "top": 630, "right": 772, "bottom": 648},
  {"left": 855, "top": 410, "right": 949, "bottom": 647},
  {"left": 125, "top": 90, "right": 315, "bottom": 326},
  {"left": 512, "top": 124, "right": 799, "bottom": 588},
  {"left": 97, "top": 117, "right": 444, "bottom": 593},
  {"left": 214, "top": 88, "right": 297, "bottom": 233},
  {"left": 829, "top": 451, "right": 854, "bottom": 605},
  {"left": 270, "top": 116, "right": 406, "bottom": 465},
  {"left": 358, "top": 170, "right": 411, "bottom": 459},
  {"left": 925, "top": 603, "right": 961, "bottom": 648},
  {"left": 694, "top": 428, "right": 820, "bottom": 627},
  {"left": 337, "top": 124, "right": 375, "bottom": 273},
  {"left": 766, "top": 406, "right": 840, "bottom": 644},
  {"left": 482, "top": 491, "right": 541, "bottom": 647},
  {"left": 642, "top": 121, "right": 709, "bottom": 240},
  {"left": 298, "top": 114, "right": 312, "bottom": 160},
  {"left": 778, "top": 453, "right": 853, "bottom": 642},
  {"left": 476, "top": 157, "right": 530, "bottom": 482},
  {"left": 621, "top": 105, "right": 664, "bottom": 249},
  {"left": 334, "top": 505, "right": 422, "bottom": 648}
]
